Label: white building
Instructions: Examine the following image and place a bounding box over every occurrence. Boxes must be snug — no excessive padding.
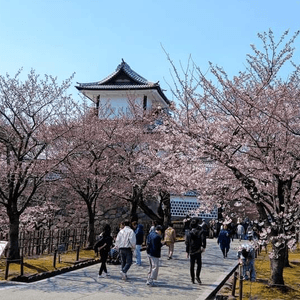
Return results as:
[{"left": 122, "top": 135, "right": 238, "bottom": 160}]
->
[
  {"left": 76, "top": 60, "right": 216, "bottom": 220},
  {"left": 171, "top": 191, "right": 218, "bottom": 221},
  {"left": 76, "top": 59, "right": 170, "bottom": 117}
]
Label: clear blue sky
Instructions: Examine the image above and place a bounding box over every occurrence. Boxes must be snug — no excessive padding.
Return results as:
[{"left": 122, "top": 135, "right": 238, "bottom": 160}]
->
[{"left": 1, "top": 0, "right": 299, "bottom": 102}]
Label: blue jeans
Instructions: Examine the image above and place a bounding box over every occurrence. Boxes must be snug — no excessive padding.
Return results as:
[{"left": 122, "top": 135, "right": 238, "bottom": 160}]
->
[
  {"left": 119, "top": 248, "right": 133, "bottom": 274},
  {"left": 243, "top": 259, "right": 256, "bottom": 281},
  {"left": 135, "top": 245, "right": 142, "bottom": 265}
]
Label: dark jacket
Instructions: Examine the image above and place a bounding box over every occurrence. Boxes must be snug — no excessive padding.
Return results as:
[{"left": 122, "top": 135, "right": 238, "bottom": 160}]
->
[
  {"left": 146, "top": 231, "right": 163, "bottom": 258},
  {"left": 186, "top": 228, "right": 206, "bottom": 255},
  {"left": 135, "top": 224, "right": 144, "bottom": 246},
  {"left": 217, "top": 229, "right": 231, "bottom": 249},
  {"left": 94, "top": 233, "right": 113, "bottom": 255}
]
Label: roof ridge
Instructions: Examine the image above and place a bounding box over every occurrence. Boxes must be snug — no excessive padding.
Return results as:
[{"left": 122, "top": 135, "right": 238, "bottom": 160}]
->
[
  {"left": 76, "top": 60, "right": 158, "bottom": 88},
  {"left": 116, "top": 60, "right": 150, "bottom": 85}
]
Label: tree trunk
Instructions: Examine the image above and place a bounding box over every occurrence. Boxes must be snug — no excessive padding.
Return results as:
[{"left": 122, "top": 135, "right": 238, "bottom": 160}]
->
[
  {"left": 129, "top": 186, "right": 171, "bottom": 225},
  {"left": 8, "top": 211, "right": 20, "bottom": 260},
  {"left": 86, "top": 207, "right": 95, "bottom": 249},
  {"left": 130, "top": 185, "right": 163, "bottom": 224},
  {"left": 160, "top": 191, "right": 171, "bottom": 227},
  {"left": 138, "top": 198, "right": 163, "bottom": 224},
  {"left": 284, "top": 244, "right": 291, "bottom": 268},
  {"left": 269, "top": 245, "right": 285, "bottom": 286},
  {"left": 130, "top": 185, "right": 139, "bottom": 219}
]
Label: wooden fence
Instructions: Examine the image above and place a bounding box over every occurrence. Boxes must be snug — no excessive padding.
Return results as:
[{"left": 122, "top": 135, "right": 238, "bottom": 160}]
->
[
  {"left": 0, "top": 228, "right": 101, "bottom": 258},
  {"left": 0, "top": 221, "right": 185, "bottom": 258}
]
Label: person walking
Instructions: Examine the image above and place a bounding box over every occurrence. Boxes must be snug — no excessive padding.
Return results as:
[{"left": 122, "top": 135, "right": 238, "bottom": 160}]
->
[
  {"left": 217, "top": 225, "right": 231, "bottom": 258},
  {"left": 186, "top": 218, "right": 206, "bottom": 284},
  {"left": 208, "top": 219, "right": 216, "bottom": 238},
  {"left": 132, "top": 221, "right": 144, "bottom": 266},
  {"left": 94, "top": 224, "right": 113, "bottom": 278},
  {"left": 200, "top": 219, "right": 209, "bottom": 237},
  {"left": 164, "top": 223, "right": 176, "bottom": 260},
  {"left": 246, "top": 222, "right": 254, "bottom": 241},
  {"left": 115, "top": 220, "right": 136, "bottom": 280},
  {"left": 237, "top": 222, "right": 245, "bottom": 241},
  {"left": 146, "top": 225, "right": 164, "bottom": 286}
]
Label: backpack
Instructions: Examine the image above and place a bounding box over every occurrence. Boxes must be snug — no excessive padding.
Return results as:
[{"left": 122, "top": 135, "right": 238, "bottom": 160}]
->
[{"left": 188, "top": 228, "right": 203, "bottom": 254}]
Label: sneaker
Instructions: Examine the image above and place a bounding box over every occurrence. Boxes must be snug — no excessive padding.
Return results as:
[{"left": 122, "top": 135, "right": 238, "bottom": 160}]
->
[
  {"left": 196, "top": 277, "right": 202, "bottom": 284},
  {"left": 120, "top": 270, "right": 126, "bottom": 280},
  {"left": 98, "top": 274, "right": 106, "bottom": 278},
  {"left": 167, "top": 257, "right": 172, "bottom": 260},
  {"left": 105, "top": 272, "right": 110, "bottom": 277},
  {"left": 147, "top": 280, "right": 155, "bottom": 287}
]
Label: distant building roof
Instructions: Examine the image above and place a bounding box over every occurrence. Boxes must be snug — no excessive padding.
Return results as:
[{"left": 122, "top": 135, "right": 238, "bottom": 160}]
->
[{"left": 76, "top": 59, "right": 170, "bottom": 105}]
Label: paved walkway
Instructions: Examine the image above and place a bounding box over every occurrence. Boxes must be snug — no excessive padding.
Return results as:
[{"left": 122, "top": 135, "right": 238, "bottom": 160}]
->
[{"left": 0, "top": 238, "right": 241, "bottom": 300}]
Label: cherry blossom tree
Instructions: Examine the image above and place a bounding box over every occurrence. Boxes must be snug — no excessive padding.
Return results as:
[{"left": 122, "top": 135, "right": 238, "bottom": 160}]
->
[
  {"left": 51, "top": 100, "right": 175, "bottom": 248},
  {"left": 106, "top": 106, "right": 177, "bottom": 226},
  {"left": 75, "top": 101, "right": 176, "bottom": 226},
  {"left": 0, "top": 69, "right": 76, "bottom": 259},
  {"left": 162, "top": 29, "right": 300, "bottom": 285},
  {"left": 56, "top": 109, "right": 121, "bottom": 248}
]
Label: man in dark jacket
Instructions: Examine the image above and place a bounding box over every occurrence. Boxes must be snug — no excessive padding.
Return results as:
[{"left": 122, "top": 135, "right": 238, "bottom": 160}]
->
[
  {"left": 217, "top": 225, "right": 231, "bottom": 258},
  {"left": 132, "top": 221, "right": 144, "bottom": 266},
  {"left": 186, "top": 218, "right": 206, "bottom": 284},
  {"left": 146, "top": 225, "right": 164, "bottom": 286}
]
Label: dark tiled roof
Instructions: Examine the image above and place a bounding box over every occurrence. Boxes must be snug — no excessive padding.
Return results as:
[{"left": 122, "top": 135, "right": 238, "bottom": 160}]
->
[
  {"left": 77, "top": 84, "right": 157, "bottom": 90},
  {"left": 77, "top": 60, "right": 154, "bottom": 88},
  {"left": 105, "top": 60, "right": 149, "bottom": 85},
  {"left": 75, "top": 60, "right": 170, "bottom": 105}
]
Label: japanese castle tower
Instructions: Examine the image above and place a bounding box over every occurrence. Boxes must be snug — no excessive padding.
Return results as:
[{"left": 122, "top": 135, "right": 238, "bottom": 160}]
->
[
  {"left": 76, "top": 59, "right": 170, "bottom": 116},
  {"left": 76, "top": 60, "right": 217, "bottom": 221}
]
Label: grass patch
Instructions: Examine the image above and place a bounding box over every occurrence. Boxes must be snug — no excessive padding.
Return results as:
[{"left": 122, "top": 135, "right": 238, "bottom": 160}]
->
[
  {"left": 0, "top": 249, "right": 96, "bottom": 281},
  {"left": 217, "top": 245, "right": 300, "bottom": 300}
]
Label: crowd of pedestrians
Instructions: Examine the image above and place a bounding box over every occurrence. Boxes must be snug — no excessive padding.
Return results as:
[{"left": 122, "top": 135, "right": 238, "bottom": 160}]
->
[
  {"left": 185, "top": 216, "right": 260, "bottom": 282},
  {"left": 210, "top": 217, "right": 260, "bottom": 281},
  {"left": 93, "top": 216, "right": 259, "bottom": 286},
  {"left": 94, "top": 219, "right": 167, "bottom": 286}
]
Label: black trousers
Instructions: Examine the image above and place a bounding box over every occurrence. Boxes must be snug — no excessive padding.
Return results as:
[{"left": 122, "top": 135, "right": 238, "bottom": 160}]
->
[
  {"left": 190, "top": 252, "right": 202, "bottom": 281},
  {"left": 99, "top": 251, "right": 108, "bottom": 275}
]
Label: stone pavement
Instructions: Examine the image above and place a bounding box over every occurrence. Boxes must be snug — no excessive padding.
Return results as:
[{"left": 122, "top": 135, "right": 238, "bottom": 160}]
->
[{"left": 0, "top": 238, "right": 242, "bottom": 300}]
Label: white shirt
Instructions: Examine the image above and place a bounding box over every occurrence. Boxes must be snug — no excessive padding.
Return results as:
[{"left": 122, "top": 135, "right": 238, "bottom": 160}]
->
[{"left": 115, "top": 226, "right": 136, "bottom": 249}]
